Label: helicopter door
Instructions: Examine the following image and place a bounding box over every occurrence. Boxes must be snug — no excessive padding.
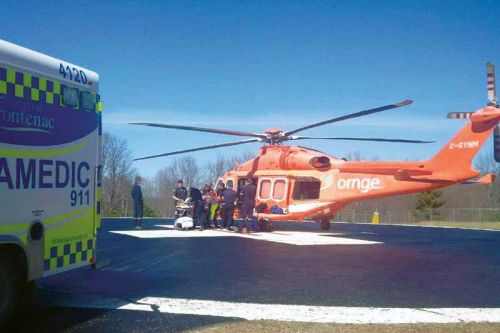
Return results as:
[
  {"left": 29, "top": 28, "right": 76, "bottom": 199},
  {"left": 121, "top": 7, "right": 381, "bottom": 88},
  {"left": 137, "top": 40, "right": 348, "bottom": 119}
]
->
[{"left": 237, "top": 177, "right": 258, "bottom": 195}]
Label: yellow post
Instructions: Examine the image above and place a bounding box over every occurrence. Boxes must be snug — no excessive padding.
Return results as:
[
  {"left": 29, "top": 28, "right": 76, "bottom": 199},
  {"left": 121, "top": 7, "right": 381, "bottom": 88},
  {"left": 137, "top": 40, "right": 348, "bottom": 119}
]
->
[{"left": 371, "top": 210, "right": 380, "bottom": 224}]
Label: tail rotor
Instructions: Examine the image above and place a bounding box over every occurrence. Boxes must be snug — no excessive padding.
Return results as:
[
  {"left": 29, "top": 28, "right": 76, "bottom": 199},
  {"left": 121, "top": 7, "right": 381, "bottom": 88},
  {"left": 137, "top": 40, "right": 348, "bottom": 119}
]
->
[
  {"left": 487, "top": 62, "right": 497, "bottom": 107},
  {"left": 487, "top": 63, "right": 500, "bottom": 162}
]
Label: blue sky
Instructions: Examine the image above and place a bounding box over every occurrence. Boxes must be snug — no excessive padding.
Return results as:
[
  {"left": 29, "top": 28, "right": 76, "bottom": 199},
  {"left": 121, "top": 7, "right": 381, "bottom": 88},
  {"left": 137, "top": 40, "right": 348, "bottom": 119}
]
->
[{"left": 2, "top": 0, "right": 499, "bottom": 177}]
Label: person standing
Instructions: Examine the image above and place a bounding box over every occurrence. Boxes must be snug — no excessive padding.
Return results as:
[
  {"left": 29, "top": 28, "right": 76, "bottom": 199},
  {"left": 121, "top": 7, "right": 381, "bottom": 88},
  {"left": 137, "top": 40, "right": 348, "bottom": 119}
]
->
[
  {"left": 131, "top": 176, "right": 144, "bottom": 229},
  {"left": 173, "top": 180, "right": 188, "bottom": 218},
  {"left": 202, "top": 183, "right": 215, "bottom": 229},
  {"left": 186, "top": 186, "right": 205, "bottom": 230},
  {"left": 212, "top": 182, "right": 225, "bottom": 228},
  {"left": 238, "top": 179, "right": 257, "bottom": 233},
  {"left": 221, "top": 183, "right": 237, "bottom": 229}
]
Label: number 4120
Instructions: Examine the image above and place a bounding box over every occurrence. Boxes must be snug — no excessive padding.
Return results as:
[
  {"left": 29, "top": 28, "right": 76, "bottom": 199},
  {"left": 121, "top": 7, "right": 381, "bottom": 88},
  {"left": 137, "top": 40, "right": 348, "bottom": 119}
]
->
[{"left": 59, "top": 63, "right": 88, "bottom": 84}]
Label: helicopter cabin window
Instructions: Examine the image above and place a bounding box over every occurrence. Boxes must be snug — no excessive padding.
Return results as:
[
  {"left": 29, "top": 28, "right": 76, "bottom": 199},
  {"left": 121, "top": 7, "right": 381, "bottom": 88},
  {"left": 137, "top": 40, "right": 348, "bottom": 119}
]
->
[
  {"left": 259, "top": 179, "right": 272, "bottom": 200},
  {"left": 292, "top": 177, "right": 321, "bottom": 200},
  {"left": 226, "top": 179, "right": 234, "bottom": 189},
  {"left": 272, "top": 179, "right": 286, "bottom": 201}
]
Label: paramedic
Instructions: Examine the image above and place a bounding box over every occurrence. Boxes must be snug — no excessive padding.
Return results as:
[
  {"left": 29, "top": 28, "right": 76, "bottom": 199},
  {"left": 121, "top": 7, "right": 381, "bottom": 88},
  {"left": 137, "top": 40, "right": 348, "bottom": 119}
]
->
[
  {"left": 173, "top": 180, "right": 188, "bottom": 218},
  {"left": 131, "top": 176, "right": 144, "bottom": 229},
  {"left": 221, "top": 183, "right": 237, "bottom": 229},
  {"left": 202, "top": 183, "right": 215, "bottom": 229},
  {"left": 187, "top": 186, "right": 205, "bottom": 230},
  {"left": 213, "top": 182, "right": 226, "bottom": 228},
  {"left": 238, "top": 179, "right": 256, "bottom": 232}
]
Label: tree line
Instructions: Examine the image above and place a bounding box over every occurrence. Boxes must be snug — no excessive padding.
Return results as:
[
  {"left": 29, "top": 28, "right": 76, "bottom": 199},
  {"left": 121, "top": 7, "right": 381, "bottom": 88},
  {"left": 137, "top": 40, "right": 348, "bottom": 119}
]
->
[
  {"left": 101, "top": 132, "right": 500, "bottom": 219},
  {"left": 101, "top": 132, "right": 253, "bottom": 217}
]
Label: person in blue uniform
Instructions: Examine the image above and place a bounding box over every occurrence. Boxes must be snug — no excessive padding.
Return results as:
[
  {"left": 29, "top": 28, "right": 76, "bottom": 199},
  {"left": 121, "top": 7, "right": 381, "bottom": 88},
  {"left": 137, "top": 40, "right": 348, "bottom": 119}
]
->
[
  {"left": 238, "top": 179, "right": 257, "bottom": 232},
  {"left": 186, "top": 186, "right": 205, "bottom": 230},
  {"left": 173, "top": 180, "right": 188, "bottom": 218},
  {"left": 131, "top": 176, "right": 143, "bottom": 229},
  {"left": 221, "top": 183, "right": 237, "bottom": 229}
]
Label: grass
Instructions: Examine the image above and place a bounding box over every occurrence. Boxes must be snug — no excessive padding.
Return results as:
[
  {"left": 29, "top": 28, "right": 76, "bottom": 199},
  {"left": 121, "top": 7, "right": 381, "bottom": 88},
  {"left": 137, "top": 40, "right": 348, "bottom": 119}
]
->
[
  {"left": 186, "top": 321, "right": 500, "bottom": 333},
  {"left": 396, "top": 221, "right": 500, "bottom": 230}
]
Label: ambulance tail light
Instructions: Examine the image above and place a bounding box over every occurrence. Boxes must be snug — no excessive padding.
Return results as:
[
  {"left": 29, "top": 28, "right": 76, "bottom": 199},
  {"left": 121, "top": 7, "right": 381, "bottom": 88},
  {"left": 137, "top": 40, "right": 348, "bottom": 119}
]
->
[{"left": 90, "top": 256, "right": 96, "bottom": 269}]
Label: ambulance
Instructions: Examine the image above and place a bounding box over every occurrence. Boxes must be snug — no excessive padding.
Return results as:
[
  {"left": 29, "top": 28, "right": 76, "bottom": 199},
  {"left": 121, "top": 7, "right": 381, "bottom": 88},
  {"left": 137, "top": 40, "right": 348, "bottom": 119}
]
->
[{"left": 0, "top": 40, "right": 102, "bottom": 323}]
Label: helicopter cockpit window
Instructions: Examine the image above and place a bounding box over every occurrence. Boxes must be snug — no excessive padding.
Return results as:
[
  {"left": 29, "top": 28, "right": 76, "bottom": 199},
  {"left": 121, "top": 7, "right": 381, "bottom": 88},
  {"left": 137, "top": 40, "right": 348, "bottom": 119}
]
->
[
  {"left": 292, "top": 177, "right": 321, "bottom": 200},
  {"left": 259, "top": 179, "right": 272, "bottom": 200}
]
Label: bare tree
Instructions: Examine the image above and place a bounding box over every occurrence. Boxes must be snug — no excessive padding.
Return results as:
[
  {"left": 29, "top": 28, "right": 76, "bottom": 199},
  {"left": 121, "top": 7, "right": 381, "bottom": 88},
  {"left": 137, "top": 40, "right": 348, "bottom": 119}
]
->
[
  {"left": 345, "top": 150, "right": 365, "bottom": 161},
  {"left": 146, "top": 156, "right": 201, "bottom": 217},
  {"left": 203, "top": 154, "right": 230, "bottom": 185},
  {"left": 474, "top": 151, "right": 500, "bottom": 175},
  {"left": 101, "top": 132, "right": 136, "bottom": 216},
  {"left": 228, "top": 151, "right": 255, "bottom": 166}
]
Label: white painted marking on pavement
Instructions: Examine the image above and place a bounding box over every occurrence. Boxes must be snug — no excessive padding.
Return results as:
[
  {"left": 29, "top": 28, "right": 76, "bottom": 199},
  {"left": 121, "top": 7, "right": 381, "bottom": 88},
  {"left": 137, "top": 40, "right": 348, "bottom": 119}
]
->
[
  {"left": 334, "top": 221, "right": 500, "bottom": 232},
  {"left": 43, "top": 294, "right": 500, "bottom": 324},
  {"left": 109, "top": 228, "right": 382, "bottom": 246}
]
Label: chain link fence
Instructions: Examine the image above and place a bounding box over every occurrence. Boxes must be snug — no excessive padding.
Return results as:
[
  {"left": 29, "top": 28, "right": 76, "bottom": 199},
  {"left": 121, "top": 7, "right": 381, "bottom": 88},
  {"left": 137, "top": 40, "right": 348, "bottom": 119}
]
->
[{"left": 335, "top": 208, "right": 500, "bottom": 224}]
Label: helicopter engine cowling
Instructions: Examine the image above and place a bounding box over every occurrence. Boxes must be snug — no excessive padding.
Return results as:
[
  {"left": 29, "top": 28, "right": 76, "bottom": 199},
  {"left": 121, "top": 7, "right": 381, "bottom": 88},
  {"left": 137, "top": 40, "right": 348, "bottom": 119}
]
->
[
  {"left": 272, "top": 146, "right": 333, "bottom": 170},
  {"left": 310, "top": 156, "right": 331, "bottom": 169}
]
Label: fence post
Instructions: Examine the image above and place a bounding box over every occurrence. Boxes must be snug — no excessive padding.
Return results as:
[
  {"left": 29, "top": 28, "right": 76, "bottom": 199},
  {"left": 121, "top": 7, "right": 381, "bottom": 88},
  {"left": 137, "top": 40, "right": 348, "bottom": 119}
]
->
[
  {"left": 452, "top": 208, "right": 455, "bottom": 222},
  {"left": 479, "top": 208, "right": 482, "bottom": 222},
  {"left": 430, "top": 208, "right": 433, "bottom": 222}
]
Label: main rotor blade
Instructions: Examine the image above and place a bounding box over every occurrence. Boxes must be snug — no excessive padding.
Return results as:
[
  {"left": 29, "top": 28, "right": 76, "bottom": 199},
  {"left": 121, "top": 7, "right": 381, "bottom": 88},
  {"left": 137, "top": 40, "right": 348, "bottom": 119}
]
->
[
  {"left": 285, "top": 100, "right": 413, "bottom": 136},
  {"left": 133, "top": 138, "right": 260, "bottom": 161},
  {"left": 289, "top": 136, "right": 434, "bottom": 144},
  {"left": 130, "top": 122, "right": 265, "bottom": 139}
]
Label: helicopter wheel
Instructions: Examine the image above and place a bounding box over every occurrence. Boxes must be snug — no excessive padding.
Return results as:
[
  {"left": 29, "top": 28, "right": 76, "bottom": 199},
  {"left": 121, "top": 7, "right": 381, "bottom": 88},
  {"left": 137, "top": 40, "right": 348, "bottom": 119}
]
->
[
  {"left": 320, "top": 219, "right": 331, "bottom": 231},
  {"left": 258, "top": 219, "right": 273, "bottom": 232}
]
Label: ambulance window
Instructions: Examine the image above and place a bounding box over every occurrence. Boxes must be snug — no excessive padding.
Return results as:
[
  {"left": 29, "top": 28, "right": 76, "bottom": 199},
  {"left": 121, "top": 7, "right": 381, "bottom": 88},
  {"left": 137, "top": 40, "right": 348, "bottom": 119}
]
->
[
  {"left": 292, "top": 178, "right": 321, "bottom": 200},
  {"left": 272, "top": 179, "right": 286, "bottom": 200},
  {"left": 81, "top": 91, "right": 95, "bottom": 111},
  {"left": 62, "top": 86, "right": 79, "bottom": 107},
  {"left": 226, "top": 179, "right": 233, "bottom": 189},
  {"left": 259, "top": 179, "right": 271, "bottom": 200}
]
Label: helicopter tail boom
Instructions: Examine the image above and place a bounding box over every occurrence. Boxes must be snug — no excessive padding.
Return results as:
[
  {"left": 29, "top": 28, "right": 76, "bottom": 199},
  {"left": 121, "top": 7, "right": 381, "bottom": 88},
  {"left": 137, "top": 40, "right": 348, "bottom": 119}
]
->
[{"left": 426, "top": 106, "right": 500, "bottom": 180}]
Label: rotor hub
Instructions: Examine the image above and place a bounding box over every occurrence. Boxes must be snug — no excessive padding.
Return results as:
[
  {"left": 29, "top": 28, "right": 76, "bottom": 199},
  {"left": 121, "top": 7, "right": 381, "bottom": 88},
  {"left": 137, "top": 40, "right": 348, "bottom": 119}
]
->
[{"left": 263, "top": 128, "right": 286, "bottom": 144}]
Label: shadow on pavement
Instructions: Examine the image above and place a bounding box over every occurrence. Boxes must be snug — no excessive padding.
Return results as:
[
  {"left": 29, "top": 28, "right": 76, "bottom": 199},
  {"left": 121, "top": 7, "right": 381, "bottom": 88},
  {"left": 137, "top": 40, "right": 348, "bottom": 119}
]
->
[{"left": 7, "top": 303, "right": 240, "bottom": 333}]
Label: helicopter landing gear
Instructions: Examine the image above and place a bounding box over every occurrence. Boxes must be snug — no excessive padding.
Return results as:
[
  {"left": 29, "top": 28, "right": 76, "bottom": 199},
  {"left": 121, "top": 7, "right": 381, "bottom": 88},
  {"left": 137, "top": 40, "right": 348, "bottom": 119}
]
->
[
  {"left": 320, "top": 219, "right": 331, "bottom": 231},
  {"left": 258, "top": 219, "right": 273, "bottom": 232}
]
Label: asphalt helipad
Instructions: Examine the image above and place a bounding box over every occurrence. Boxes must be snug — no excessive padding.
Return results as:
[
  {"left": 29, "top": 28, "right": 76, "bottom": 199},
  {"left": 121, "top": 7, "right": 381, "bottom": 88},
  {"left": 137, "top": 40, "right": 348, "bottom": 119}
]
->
[{"left": 8, "top": 218, "right": 500, "bottom": 331}]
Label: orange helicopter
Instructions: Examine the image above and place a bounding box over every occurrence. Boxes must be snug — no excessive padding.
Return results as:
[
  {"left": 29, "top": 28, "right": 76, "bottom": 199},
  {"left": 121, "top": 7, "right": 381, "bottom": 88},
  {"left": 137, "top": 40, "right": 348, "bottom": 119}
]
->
[{"left": 132, "top": 64, "right": 500, "bottom": 230}]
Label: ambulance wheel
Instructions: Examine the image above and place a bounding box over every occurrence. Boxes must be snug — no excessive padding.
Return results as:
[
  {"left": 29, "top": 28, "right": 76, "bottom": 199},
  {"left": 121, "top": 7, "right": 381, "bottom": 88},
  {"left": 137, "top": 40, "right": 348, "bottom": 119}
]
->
[
  {"left": 320, "top": 220, "right": 331, "bottom": 231},
  {"left": 0, "top": 254, "right": 21, "bottom": 326}
]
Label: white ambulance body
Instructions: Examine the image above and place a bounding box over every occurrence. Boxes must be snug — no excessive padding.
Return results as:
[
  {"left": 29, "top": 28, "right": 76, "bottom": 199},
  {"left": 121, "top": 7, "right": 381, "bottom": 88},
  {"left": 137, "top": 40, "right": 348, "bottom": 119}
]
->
[{"left": 0, "top": 40, "right": 102, "bottom": 322}]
